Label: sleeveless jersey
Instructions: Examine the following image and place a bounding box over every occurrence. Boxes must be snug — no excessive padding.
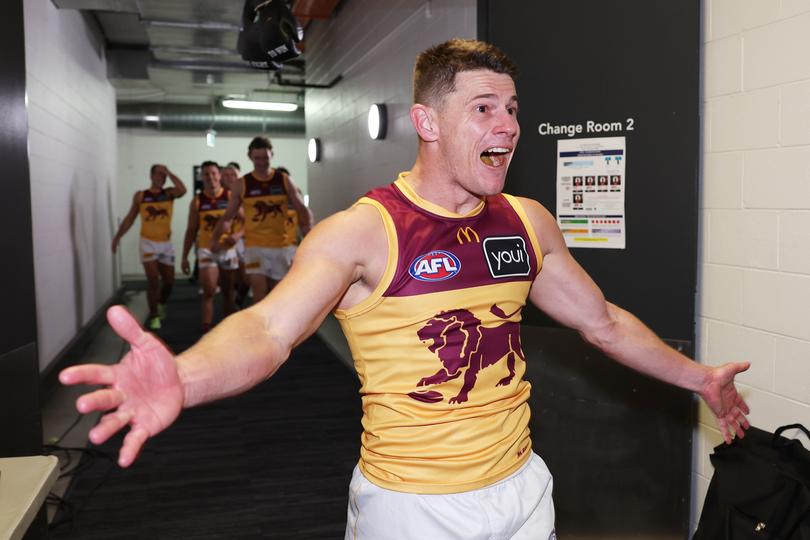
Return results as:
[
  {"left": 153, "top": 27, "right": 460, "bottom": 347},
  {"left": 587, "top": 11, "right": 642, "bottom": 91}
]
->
[
  {"left": 335, "top": 173, "right": 543, "bottom": 494},
  {"left": 241, "top": 170, "right": 291, "bottom": 248},
  {"left": 196, "top": 188, "right": 229, "bottom": 248},
  {"left": 139, "top": 189, "right": 173, "bottom": 242}
]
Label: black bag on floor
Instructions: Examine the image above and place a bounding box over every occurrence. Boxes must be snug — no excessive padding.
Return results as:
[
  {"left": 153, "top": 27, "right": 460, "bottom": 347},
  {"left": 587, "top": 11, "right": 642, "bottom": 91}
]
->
[{"left": 694, "top": 424, "right": 810, "bottom": 539}]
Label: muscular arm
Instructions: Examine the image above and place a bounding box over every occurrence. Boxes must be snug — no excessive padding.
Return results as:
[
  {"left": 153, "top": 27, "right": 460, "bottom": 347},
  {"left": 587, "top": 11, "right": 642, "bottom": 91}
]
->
[
  {"left": 520, "top": 197, "right": 750, "bottom": 441},
  {"left": 211, "top": 179, "right": 243, "bottom": 249},
  {"left": 284, "top": 175, "right": 314, "bottom": 235},
  {"left": 112, "top": 192, "right": 141, "bottom": 252},
  {"left": 177, "top": 205, "right": 376, "bottom": 406},
  {"left": 165, "top": 168, "right": 187, "bottom": 198},
  {"left": 60, "top": 204, "right": 385, "bottom": 466},
  {"left": 181, "top": 197, "right": 199, "bottom": 273}
]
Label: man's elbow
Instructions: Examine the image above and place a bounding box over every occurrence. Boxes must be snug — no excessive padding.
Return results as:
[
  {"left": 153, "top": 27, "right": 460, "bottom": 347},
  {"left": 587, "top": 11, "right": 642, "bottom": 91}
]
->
[{"left": 579, "top": 308, "right": 621, "bottom": 353}]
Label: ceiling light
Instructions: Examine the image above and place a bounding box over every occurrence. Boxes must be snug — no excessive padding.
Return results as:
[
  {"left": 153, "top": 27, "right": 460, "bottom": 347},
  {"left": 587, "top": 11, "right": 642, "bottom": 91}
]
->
[
  {"left": 368, "top": 103, "right": 387, "bottom": 140},
  {"left": 144, "top": 115, "right": 160, "bottom": 122},
  {"left": 221, "top": 99, "right": 298, "bottom": 112},
  {"left": 308, "top": 138, "right": 321, "bottom": 163}
]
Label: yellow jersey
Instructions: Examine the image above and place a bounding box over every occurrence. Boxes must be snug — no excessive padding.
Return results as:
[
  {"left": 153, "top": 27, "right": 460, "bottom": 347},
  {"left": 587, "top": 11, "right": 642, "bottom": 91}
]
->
[
  {"left": 139, "top": 189, "right": 174, "bottom": 242},
  {"left": 335, "top": 173, "right": 543, "bottom": 494},
  {"left": 196, "top": 188, "right": 229, "bottom": 248},
  {"left": 241, "top": 170, "right": 293, "bottom": 248}
]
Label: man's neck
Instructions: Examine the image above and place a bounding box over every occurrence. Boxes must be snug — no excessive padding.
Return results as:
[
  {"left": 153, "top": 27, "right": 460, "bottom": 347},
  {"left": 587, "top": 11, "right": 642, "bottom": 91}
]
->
[
  {"left": 203, "top": 186, "right": 223, "bottom": 199},
  {"left": 406, "top": 160, "right": 484, "bottom": 215},
  {"left": 251, "top": 168, "right": 274, "bottom": 180}
]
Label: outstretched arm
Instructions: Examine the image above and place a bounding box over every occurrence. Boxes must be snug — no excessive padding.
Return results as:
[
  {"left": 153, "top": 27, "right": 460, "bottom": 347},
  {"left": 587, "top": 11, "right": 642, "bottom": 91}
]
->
[
  {"left": 284, "top": 174, "right": 313, "bottom": 235},
  {"left": 211, "top": 178, "right": 243, "bottom": 250},
  {"left": 181, "top": 197, "right": 199, "bottom": 274},
  {"left": 61, "top": 204, "right": 382, "bottom": 466},
  {"left": 112, "top": 192, "right": 141, "bottom": 253},
  {"left": 519, "top": 197, "right": 750, "bottom": 443}
]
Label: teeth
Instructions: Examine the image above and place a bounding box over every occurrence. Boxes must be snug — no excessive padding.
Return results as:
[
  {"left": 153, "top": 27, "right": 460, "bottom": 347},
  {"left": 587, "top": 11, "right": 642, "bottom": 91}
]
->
[{"left": 485, "top": 147, "right": 510, "bottom": 154}]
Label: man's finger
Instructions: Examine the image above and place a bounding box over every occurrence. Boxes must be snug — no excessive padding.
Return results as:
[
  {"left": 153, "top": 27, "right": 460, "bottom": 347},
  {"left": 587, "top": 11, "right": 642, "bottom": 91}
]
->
[
  {"left": 119, "top": 426, "right": 149, "bottom": 468},
  {"left": 717, "top": 418, "right": 732, "bottom": 444},
  {"left": 736, "top": 394, "right": 751, "bottom": 415},
  {"left": 59, "top": 364, "right": 115, "bottom": 386},
  {"left": 89, "top": 410, "right": 133, "bottom": 446},
  {"left": 76, "top": 388, "right": 125, "bottom": 414},
  {"left": 733, "top": 361, "right": 751, "bottom": 375},
  {"left": 107, "top": 305, "right": 149, "bottom": 348}
]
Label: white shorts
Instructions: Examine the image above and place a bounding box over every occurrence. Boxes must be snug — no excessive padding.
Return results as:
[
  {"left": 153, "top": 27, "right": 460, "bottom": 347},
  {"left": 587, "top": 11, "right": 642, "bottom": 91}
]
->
[
  {"left": 235, "top": 237, "right": 246, "bottom": 264},
  {"left": 197, "top": 247, "right": 239, "bottom": 271},
  {"left": 139, "top": 238, "right": 174, "bottom": 266},
  {"left": 244, "top": 245, "right": 296, "bottom": 280},
  {"left": 345, "top": 452, "right": 556, "bottom": 540}
]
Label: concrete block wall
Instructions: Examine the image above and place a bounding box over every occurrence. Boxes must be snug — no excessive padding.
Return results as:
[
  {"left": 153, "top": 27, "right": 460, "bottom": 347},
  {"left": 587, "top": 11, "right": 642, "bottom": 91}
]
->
[
  {"left": 24, "top": 0, "right": 118, "bottom": 372},
  {"left": 695, "top": 0, "right": 810, "bottom": 529}
]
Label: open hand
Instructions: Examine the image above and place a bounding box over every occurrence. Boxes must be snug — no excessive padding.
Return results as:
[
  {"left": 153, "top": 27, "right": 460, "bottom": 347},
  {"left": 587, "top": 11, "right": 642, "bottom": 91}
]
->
[
  {"left": 59, "top": 306, "right": 184, "bottom": 467},
  {"left": 699, "top": 362, "right": 751, "bottom": 444}
]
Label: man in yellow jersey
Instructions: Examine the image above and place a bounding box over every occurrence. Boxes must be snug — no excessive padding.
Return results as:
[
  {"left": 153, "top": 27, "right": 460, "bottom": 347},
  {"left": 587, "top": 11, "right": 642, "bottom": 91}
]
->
[
  {"left": 212, "top": 137, "right": 313, "bottom": 302},
  {"left": 112, "top": 164, "right": 186, "bottom": 330},
  {"left": 64, "top": 40, "right": 750, "bottom": 539},
  {"left": 181, "top": 161, "right": 240, "bottom": 334},
  {"left": 221, "top": 161, "right": 251, "bottom": 306}
]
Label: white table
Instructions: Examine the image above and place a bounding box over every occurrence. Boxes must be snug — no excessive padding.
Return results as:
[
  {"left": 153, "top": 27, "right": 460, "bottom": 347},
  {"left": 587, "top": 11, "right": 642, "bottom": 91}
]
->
[{"left": 0, "top": 456, "right": 59, "bottom": 540}]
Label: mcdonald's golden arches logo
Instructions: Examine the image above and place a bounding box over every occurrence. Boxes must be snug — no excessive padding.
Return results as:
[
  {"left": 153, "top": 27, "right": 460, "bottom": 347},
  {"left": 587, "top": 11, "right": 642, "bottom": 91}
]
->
[{"left": 456, "top": 226, "right": 480, "bottom": 244}]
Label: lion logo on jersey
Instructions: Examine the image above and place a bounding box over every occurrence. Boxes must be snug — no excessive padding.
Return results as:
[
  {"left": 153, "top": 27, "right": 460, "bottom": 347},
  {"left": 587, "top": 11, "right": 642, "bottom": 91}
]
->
[
  {"left": 144, "top": 205, "right": 169, "bottom": 220},
  {"left": 252, "top": 200, "right": 284, "bottom": 221},
  {"left": 408, "top": 304, "right": 525, "bottom": 405},
  {"left": 202, "top": 214, "right": 219, "bottom": 231}
]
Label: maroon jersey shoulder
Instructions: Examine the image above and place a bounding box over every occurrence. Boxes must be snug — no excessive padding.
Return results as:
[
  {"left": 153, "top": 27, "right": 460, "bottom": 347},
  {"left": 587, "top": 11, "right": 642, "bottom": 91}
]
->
[
  {"left": 244, "top": 171, "right": 286, "bottom": 198},
  {"left": 198, "top": 190, "right": 229, "bottom": 211},
  {"left": 142, "top": 189, "right": 170, "bottom": 203},
  {"left": 364, "top": 183, "right": 539, "bottom": 297}
]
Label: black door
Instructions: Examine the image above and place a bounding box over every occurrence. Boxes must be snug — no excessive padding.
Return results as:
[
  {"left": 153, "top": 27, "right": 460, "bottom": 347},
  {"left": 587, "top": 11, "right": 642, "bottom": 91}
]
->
[{"left": 480, "top": 1, "right": 699, "bottom": 538}]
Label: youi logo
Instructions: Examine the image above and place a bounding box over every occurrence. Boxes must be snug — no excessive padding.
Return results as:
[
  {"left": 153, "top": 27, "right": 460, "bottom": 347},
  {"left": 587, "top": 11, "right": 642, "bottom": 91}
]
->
[{"left": 409, "top": 250, "right": 461, "bottom": 282}]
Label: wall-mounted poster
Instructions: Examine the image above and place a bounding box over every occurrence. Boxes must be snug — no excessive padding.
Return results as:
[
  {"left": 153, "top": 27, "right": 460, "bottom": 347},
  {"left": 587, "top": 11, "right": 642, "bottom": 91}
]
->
[{"left": 556, "top": 136, "right": 626, "bottom": 249}]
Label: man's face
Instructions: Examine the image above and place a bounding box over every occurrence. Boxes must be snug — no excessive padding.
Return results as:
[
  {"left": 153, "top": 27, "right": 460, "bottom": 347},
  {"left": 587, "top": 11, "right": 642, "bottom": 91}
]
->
[
  {"left": 221, "top": 167, "right": 239, "bottom": 189},
  {"left": 201, "top": 165, "right": 221, "bottom": 192},
  {"left": 248, "top": 148, "right": 272, "bottom": 173},
  {"left": 150, "top": 166, "right": 167, "bottom": 188},
  {"left": 434, "top": 70, "right": 520, "bottom": 197}
]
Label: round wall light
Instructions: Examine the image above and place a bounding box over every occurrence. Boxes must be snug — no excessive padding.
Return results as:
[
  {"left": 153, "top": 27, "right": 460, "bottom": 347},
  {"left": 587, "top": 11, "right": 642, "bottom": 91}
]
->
[
  {"left": 307, "top": 137, "right": 321, "bottom": 163},
  {"left": 367, "top": 103, "right": 387, "bottom": 140}
]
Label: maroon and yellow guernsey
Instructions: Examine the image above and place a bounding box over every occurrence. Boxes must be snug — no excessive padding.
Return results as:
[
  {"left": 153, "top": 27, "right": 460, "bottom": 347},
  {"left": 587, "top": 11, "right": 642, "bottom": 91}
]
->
[
  {"left": 241, "top": 170, "right": 291, "bottom": 248},
  {"left": 196, "top": 188, "right": 229, "bottom": 248},
  {"left": 335, "top": 172, "right": 543, "bottom": 494},
  {"left": 139, "top": 189, "right": 174, "bottom": 242}
]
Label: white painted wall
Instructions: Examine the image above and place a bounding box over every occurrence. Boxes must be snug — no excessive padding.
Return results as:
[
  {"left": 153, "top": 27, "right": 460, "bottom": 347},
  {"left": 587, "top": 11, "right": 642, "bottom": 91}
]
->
[
  {"left": 24, "top": 0, "right": 118, "bottom": 372},
  {"left": 694, "top": 0, "right": 810, "bottom": 530},
  {"left": 115, "top": 130, "right": 307, "bottom": 278},
  {"left": 305, "top": 0, "right": 477, "bottom": 219}
]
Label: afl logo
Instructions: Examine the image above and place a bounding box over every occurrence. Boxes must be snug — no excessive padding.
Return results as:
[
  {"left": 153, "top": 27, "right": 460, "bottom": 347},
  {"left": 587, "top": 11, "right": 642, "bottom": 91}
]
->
[{"left": 409, "top": 250, "right": 461, "bottom": 282}]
